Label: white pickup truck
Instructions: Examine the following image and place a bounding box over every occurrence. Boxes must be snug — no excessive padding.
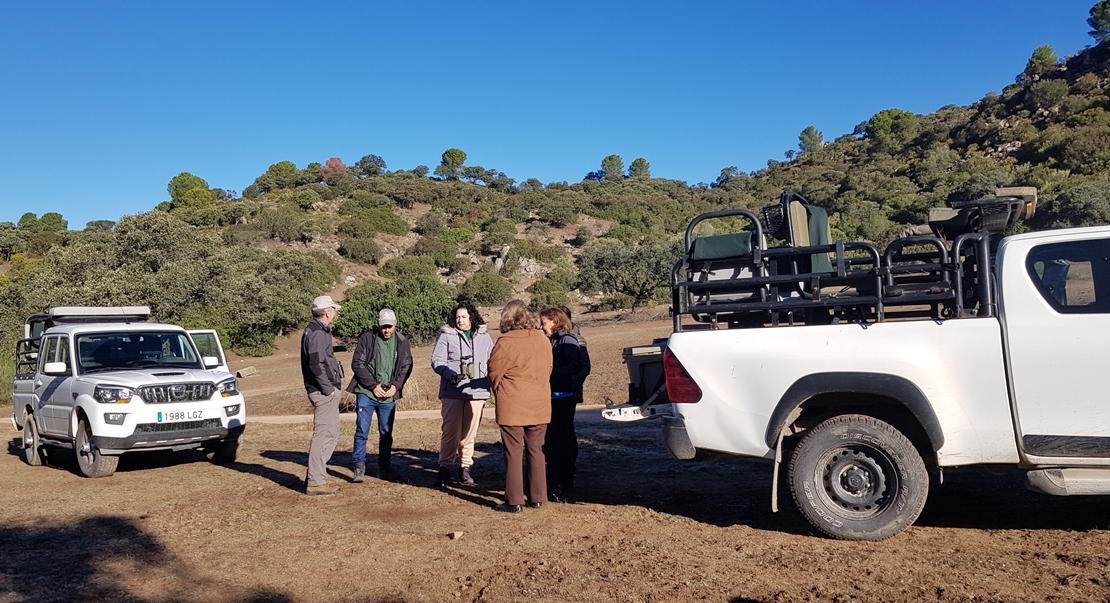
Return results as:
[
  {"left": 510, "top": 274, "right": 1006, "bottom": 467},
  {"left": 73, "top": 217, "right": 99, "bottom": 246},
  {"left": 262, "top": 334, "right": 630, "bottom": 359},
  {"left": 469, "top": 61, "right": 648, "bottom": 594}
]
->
[
  {"left": 10, "top": 306, "right": 245, "bottom": 477},
  {"left": 607, "top": 188, "right": 1110, "bottom": 540}
]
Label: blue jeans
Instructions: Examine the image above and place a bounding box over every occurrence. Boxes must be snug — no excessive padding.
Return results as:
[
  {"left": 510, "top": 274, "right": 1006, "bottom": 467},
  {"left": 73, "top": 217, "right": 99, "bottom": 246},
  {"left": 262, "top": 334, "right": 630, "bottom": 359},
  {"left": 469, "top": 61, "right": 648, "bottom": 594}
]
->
[{"left": 352, "top": 393, "right": 396, "bottom": 468}]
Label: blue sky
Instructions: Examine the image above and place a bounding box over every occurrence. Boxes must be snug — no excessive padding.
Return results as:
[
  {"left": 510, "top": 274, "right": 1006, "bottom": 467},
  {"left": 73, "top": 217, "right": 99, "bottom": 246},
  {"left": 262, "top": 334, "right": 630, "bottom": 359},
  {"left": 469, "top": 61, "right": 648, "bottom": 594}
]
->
[{"left": 0, "top": 1, "right": 1097, "bottom": 229}]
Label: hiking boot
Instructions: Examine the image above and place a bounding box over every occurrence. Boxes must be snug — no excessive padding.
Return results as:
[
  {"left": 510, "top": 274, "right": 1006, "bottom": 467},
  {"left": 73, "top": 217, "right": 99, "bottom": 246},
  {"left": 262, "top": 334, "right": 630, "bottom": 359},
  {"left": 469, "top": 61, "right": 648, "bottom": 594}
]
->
[
  {"left": 459, "top": 466, "right": 475, "bottom": 486},
  {"left": 306, "top": 484, "right": 341, "bottom": 496},
  {"left": 493, "top": 503, "right": 522, "bottom": 513},
  {"left": 435, "top": 466, "right": 452, "bottom": 487},
  {"left": 351, "top": 464, "right": 365, "bottom": 483}
]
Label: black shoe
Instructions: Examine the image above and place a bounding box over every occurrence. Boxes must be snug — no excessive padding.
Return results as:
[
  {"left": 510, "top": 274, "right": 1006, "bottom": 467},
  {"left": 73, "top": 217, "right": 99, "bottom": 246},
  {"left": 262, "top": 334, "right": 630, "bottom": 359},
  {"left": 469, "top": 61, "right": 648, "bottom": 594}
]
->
[
  {"left": 351, "top": 464, "right": 365, "bottom": 483},
  {"left": 494, "top": 503, "right": 522, "bottom": 513},
  {"left": 435, "top": 466, "right": 451, "bottom": 487},
  {"left": 548, "top": 490, "right": 565, "bottom": 503},
  {"left": 526, "top": 502, "right": 542, "bottom": 509},
  {"left": 379, "top": 466, "right": 400, "bottom": 482}
]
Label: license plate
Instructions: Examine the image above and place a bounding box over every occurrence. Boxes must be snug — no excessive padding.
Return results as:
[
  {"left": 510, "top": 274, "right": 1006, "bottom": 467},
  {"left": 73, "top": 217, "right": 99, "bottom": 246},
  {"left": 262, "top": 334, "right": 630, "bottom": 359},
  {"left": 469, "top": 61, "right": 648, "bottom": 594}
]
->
[{"left": 157, "top": 410, "right": 203, "bottom": 423}]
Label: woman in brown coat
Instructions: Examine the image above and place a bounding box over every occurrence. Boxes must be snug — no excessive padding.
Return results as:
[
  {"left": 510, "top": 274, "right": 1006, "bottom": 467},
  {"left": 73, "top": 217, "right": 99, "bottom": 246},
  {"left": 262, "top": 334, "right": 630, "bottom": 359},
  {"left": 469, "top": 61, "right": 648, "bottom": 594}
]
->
[{"left": 487, "top": 299, "right": 553, "bottom": 513}]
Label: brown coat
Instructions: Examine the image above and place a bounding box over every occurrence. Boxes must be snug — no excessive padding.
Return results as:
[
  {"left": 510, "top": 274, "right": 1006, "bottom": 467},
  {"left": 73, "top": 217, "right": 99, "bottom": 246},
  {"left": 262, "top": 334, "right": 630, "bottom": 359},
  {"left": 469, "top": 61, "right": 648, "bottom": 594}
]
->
[{"left": 488, "top": 328, "right": 553, "bottom": 426}]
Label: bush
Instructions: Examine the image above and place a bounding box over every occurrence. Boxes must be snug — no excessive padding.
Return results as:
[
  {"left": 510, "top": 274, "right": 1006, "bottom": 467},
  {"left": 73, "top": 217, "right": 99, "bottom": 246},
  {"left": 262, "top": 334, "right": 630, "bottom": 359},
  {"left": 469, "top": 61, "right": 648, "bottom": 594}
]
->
[
  {"left": 594, "top": 293, "right": 635, "bottom": 311},
  {"left": 338, "top": 237, "right": 382, "bottom": 264},
  {"left": 439, "top": 227, "right": 475, "bottom": 244},
  {"left": 415, "top": 211, "right": 448, "bottom": 235},
  {"left": 576, "top": 239, "right": 682, "bottom": 309},
  {"left": 352, "top": 190, "right": 393, "bottom": 209},
  {"left": 332, "top": 276, "right": 456, "bottom": 344},
  {"left": 356, "top": 207, "right": 410, "bottom": 235},
  {"left": 510, "top": 240, "right": 564, "bottom": 263},
  {"left": 526, "top": 278, "right": 568, "bottom": 310},
  {"left": 571, "top": 225, "right": 594, "bottom": 246},
  {"left": 546, "top": 262, "right": 577, "bottom": 290},
  {"left": 285, "top": 187, "right": 322, "bottom": 210},
  {"left": 379, "top": 255, "right": 437, "bottom": 279},
  {"left": 232, "top": 331, "right": 276, "bottom": 356},
  {"left": 337, "top": 218, "right": 377, "bottom": 239},
  {"left": 458, "top": 272, "right": 513, "bottom": 306}
]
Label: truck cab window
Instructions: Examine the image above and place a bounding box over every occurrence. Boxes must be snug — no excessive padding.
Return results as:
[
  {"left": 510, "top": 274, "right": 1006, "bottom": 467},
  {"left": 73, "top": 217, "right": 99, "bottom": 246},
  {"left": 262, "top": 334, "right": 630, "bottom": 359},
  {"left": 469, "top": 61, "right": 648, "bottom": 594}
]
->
[{"left": 1026, "top": 239, "right": 1110, "bottom": 313}]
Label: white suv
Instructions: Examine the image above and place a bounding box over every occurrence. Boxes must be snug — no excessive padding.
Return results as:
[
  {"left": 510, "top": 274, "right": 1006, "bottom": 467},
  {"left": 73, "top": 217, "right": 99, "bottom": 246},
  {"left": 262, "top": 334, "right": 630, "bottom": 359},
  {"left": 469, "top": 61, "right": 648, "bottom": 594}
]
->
[{"left": 11, "top": 309, "right": 245, "bottom": 477}]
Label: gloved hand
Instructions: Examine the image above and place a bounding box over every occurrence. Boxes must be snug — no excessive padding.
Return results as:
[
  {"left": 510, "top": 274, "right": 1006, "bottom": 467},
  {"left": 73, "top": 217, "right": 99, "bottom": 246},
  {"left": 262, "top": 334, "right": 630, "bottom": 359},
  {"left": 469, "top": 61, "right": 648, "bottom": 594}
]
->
[{"left": 450, "top": 373, "right": 466, "bottom": 386}]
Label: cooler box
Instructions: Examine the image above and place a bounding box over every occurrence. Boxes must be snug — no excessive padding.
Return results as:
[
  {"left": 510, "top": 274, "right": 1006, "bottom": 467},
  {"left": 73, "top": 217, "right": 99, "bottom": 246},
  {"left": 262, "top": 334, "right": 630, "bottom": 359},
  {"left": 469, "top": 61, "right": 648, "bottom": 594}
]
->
[{"left": 624, "top": 337, "right": 670, "bottom": 406}]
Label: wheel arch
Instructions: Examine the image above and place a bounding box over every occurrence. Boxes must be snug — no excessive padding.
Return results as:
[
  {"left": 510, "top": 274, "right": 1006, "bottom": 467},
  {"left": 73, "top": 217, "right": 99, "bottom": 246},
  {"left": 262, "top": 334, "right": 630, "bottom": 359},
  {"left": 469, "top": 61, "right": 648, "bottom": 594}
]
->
[{"left": 765, "top": 372, "right": 945, "bottom": 458}]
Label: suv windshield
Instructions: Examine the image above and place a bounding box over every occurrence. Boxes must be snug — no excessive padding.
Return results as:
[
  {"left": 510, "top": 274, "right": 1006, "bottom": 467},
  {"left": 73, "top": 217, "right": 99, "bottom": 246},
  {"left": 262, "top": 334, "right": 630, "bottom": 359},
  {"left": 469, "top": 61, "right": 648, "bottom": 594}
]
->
[{"left": 76, "top": 331, "right": 203, "bottom": 374}]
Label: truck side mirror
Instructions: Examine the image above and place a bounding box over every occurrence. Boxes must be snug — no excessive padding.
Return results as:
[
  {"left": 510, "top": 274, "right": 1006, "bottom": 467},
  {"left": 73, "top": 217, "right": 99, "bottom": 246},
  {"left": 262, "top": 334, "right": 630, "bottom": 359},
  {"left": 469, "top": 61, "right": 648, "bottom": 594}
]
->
[
  {"left": 202, "top": 356, "right": 220, "bottom": 369},
  {"left": 43, "top": 362, "right": 68, "bottom": 376}
]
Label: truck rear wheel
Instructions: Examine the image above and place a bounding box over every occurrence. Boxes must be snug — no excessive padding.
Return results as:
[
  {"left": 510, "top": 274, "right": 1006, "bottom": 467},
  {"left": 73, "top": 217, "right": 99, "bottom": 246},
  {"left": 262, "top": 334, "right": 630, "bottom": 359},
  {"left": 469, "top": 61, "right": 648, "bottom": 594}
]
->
[
  {"left": 76, "top": 417, "right": 118, "bottom": 478},
  {"left": 22, "top": 412, "right": 43, "bottom": 467},
  {"left": 788, "top": 414, "right": 928, "bottom": 541}
]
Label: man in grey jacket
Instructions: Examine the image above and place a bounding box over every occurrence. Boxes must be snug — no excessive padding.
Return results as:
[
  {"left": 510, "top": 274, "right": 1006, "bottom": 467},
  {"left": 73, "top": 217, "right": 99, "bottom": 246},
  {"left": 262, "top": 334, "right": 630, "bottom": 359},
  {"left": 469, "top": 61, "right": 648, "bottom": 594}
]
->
[{"left": 301, "top": 295, "right": 344, "bottom": 495}]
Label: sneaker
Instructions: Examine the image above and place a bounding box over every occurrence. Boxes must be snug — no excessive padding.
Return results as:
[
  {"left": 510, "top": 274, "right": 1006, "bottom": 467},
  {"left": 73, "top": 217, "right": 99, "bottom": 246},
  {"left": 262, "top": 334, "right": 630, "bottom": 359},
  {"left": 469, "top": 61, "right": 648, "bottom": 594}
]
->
[
  {"left": 493, "top": 503, "right": 522, "bottom": 513},
  {"left": 306, "top": 484, "right": 341, "bottom": 496},
  {"left": 459, "top": 466, "right": 475, "bottom": 486},
  {"left": 525, "top": 502, "right": 542, "bottom": 509},
  {"left": 435, "top": 466, "right": 451, "bottom": 487},
  {"left": 351, "top": 464, "right": 365, "bottom": 483}
]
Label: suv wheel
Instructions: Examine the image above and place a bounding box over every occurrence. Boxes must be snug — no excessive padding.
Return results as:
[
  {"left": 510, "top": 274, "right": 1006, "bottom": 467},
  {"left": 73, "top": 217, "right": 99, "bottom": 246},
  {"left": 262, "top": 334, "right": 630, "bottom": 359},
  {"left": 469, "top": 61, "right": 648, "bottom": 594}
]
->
[
  {"left": 21, "top": 412, "right": 43, "bottom": 467},
  {"left": 205, "top": 434, "right": 240, "bottom": 464},
  {"left": 788, "top": 414, "right": 928, "bottom": 541},
  {"left": 75, "top": 417, "right": 119, "bottom": 478}
]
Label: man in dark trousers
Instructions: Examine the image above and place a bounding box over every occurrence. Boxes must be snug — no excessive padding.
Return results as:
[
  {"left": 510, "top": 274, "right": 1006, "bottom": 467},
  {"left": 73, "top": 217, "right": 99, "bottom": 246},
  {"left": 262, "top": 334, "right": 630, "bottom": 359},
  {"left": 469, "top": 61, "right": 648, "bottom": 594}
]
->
[
  {"left": 347, "top": 308, "right": 413, "bottom": 483},
  {"left": 301, "top": 295, "right": 344, "bottom": 495}
]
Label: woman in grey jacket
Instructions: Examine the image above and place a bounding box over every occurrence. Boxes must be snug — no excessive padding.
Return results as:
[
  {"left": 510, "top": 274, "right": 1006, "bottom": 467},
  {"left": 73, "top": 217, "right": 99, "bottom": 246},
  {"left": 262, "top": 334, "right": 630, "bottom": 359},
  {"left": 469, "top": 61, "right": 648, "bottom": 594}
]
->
[{"left": 430, "top": 302, "right": 494, "bottom": 486}]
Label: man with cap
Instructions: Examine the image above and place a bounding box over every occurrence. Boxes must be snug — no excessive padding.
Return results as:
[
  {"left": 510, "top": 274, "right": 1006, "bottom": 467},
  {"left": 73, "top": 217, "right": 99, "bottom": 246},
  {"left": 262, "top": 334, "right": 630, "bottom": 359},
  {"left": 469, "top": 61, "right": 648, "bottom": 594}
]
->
[
  {"left": 346, "top": 308, "right": 413, "bottom": 483},
  {"left": 301, "top": 295, "right": 344, "bottom": 495}
]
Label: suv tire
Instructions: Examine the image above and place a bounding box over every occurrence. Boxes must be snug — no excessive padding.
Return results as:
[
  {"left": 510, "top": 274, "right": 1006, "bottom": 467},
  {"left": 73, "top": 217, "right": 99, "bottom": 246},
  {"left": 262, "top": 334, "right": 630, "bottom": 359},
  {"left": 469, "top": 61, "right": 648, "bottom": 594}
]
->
[
  {"left": 21, "top": 412, "right": 43, "bottom": 467},
  {"left": 76, "top": 417, "right": 119, "bottom": 478},
  {"left": 789, "top": 414, "right": 928, "bottom": 541},
  {"left": 205, "top": 434, "right": 240, "bottom": 464}
]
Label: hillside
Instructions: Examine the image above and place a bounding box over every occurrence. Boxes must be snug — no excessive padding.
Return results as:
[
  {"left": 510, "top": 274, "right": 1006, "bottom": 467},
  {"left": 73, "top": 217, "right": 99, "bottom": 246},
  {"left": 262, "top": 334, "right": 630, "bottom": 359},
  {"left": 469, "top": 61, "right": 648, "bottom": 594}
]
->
[{"left": 5, "top": 15, "right": 1110, "bottom": 388}]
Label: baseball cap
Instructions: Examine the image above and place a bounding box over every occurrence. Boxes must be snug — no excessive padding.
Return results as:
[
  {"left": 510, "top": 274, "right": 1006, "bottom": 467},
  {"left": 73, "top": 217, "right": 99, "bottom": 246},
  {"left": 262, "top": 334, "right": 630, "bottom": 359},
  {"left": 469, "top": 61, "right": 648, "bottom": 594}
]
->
[
  {"left": 379, "top": 308, "right": 397, "bottom": 326},
  {"left": 311, "top": 295, "right": 341, "bottom": 312}
]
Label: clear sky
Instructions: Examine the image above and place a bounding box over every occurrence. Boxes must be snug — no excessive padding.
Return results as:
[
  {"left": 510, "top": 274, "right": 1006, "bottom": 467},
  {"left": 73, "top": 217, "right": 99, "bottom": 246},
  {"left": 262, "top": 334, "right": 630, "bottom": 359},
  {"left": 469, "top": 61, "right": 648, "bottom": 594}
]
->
[{"left": 0, "top": 1, "right": 1097, "bottom": 229}]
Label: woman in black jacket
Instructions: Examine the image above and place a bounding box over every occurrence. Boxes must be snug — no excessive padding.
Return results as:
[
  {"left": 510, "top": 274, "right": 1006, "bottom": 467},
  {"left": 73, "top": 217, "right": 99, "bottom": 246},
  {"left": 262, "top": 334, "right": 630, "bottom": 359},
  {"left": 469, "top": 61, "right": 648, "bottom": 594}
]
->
[{"left": 539, "top": 307, "right": 581, "bottom": 499}]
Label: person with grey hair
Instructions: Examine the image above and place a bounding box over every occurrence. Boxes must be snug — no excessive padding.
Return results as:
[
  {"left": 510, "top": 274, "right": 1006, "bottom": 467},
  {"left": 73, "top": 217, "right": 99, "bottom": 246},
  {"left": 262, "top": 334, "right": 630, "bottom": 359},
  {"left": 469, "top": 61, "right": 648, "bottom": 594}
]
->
[
  {"left": 301, "top": 295, "right": 344, "bottom": 495},
  {"left": 346, "top": 308, "right": 413, "bottom": 483}
]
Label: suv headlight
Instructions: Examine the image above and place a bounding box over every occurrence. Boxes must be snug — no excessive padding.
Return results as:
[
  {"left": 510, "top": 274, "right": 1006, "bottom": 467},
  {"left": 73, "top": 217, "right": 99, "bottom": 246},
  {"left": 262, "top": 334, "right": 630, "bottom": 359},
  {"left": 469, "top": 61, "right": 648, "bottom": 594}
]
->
[
  {"left": 217, "top": 378, "right": 240, "bottom": 397},
  {"left": 94, "top": 385, "right": 133, "bottom": 404}
]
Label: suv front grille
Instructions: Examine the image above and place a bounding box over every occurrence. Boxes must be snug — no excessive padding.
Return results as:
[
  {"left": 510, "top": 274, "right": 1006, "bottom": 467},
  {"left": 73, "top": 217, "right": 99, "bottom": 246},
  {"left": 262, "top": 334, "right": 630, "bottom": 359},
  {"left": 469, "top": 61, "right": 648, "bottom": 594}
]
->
[
  {"left": 135, "top": 419, "right": 222, "bottom": 433},
  {"left": 137, "top": 383, "right": 214, "bottom": 404}
]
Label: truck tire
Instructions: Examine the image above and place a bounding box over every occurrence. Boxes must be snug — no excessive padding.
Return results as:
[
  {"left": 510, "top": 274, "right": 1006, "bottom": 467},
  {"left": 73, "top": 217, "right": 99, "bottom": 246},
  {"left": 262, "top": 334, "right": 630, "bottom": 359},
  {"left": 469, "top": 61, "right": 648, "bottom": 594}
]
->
[
  {"left": 788, "top": 414, "right": 928, "bottom": 541},
  {"left": 21, "top": 412, "right": 43, "bottom": 467},
  {"left": 205, "top": 435, "right": 240, "bottom": 464},
  {"left": 75, "top": 417, "right": 119, "bottom": 478}
]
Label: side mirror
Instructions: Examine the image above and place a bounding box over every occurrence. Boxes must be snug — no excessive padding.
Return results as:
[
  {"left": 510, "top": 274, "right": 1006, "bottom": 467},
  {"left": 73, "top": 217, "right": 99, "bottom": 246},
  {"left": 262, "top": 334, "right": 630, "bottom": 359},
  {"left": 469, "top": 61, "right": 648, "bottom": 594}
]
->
[
  {"left": 202, "top": 356, "right": 220, "bottom": 369},
  {"left": 43, "top": 362, "right": 68, "bottom": 376}
]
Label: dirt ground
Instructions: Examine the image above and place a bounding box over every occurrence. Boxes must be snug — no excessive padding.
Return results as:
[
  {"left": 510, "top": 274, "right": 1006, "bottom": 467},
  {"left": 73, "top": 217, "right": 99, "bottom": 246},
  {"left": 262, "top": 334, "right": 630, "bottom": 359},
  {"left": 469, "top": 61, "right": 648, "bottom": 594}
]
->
[{"left": 5, "top": 315, "right": 1110, "bottom": 602}]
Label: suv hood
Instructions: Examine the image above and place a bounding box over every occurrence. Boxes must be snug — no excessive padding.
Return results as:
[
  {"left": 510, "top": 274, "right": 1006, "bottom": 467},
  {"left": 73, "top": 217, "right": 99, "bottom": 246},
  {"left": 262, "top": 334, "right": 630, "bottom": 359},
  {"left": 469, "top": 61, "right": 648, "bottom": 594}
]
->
[{"left": 76, "top": 369, "right": 229, "bottom": 388}]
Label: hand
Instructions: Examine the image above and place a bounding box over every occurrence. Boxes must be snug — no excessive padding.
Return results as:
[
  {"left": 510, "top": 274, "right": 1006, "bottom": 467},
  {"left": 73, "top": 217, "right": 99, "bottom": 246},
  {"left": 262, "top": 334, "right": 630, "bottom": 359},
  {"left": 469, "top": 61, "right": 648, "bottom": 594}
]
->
[
  {"left": 384, "top": 385, "right": 397, "bottom": 398},
  {"left": 450, "top": 373, "right": 465, "bottom": 386},
  {"left": 372, "top": 384, "right": 388, "bottom": 398}
]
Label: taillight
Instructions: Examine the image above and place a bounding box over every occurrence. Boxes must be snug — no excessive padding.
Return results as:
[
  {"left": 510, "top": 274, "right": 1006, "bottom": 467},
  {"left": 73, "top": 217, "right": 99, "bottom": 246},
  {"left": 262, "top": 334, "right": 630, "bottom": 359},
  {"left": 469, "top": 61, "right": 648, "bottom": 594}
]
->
[{"left": 663, "top": 347, "right": 702, "bottom": 403}]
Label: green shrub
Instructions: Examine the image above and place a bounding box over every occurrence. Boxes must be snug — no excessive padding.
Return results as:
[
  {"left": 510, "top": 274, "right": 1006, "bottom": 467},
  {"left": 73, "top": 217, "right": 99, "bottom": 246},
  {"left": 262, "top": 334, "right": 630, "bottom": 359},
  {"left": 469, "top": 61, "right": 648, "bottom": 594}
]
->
[
  {"left": 338, "top": 237, "right": 382, "bottom": 264},
  {"left": 352, "top": 190, "right": 393, "bottom": 209},
  {"left": 356, "top": 207, "right": 410, "bottom": 235},
  {"left": 458, "top": 272, "right": 513, "bottom": 306},
  {"left": 525, "top": 278, "right": 568, "bottom": 310},
  {"left": 232, "top": 331, "right": 276, "bottom": 356},
  {"left": 415, "top": 211, "right": 448, "bottom": 235},
  {"left": 510, "top": 240, "right": 564, "bottom": 263},
  {"left": 546, "top": 263, "right": 577, "bottom": 290},
  {"left": 333, "top": 276, "right": 456, "bottom": 344},
  {"left": 439, "top": 227, "right": 475, "bottom": 244},
  {"left": 499, "top": 256, "right": 521, "bottom": 278},
  {"left": 337, "top": 218, "right": 376, "bottom": 239},
  {"left": 286, "top": 187, "right": 322, "bottom": 210},
  {"left": 594, "top": 293, "right": 635, "bottom": 311},
  {"left": 571, "top": 225, "right": 594, "bottom": 246},
  {"left": 380, "top": 255, "right": 437, "bottom": 279}
]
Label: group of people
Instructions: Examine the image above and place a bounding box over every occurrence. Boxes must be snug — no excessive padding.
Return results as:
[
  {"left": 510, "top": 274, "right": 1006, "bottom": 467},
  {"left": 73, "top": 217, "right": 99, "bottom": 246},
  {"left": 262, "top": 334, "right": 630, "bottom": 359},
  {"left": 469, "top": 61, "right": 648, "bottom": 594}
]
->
[{"left": 299, "top": 294, "right": 591, "bottom": 512}]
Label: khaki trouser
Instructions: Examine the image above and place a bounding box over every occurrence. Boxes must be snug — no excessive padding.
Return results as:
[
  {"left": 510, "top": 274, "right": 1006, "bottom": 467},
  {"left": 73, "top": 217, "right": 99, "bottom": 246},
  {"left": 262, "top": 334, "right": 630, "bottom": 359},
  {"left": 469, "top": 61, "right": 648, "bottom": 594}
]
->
[
  {"left": 439, "top": 398, "right": 485, "bottom": 468},
  {"left": 306, "top": 389, "right": 341, "bottom": 486}
]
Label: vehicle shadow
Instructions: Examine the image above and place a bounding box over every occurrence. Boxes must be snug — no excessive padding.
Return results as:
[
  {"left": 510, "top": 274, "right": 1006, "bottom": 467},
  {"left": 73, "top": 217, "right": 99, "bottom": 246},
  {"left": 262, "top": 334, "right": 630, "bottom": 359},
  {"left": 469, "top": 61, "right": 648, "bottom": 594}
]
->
[{"left": 0, "top": 514, "right": 296, "bottom": 602}]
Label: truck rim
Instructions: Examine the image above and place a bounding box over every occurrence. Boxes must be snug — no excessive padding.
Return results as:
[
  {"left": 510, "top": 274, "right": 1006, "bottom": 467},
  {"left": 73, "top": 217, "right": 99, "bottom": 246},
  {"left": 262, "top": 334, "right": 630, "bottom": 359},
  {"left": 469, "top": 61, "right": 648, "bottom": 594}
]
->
[{"left": 817, "top": 446, "right": 895, "bottom": 517}]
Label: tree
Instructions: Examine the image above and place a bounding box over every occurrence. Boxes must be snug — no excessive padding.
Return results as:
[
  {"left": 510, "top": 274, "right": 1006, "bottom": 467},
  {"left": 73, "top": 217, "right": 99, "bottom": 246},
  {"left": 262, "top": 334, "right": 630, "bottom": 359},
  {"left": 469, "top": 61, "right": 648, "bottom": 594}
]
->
[
  {"left": 434, "top": 148, "right": 467, "bottom": 180},
  {"left": 866, "top": 108, "right": 918, "bottom": 144},
  {"left": 167, "top": 172, "right": 211, "bottom": 208},
  {"left": 254, "top": 161, "right": 300, "bottom": 193},
  {"left": 412, "top": 165, "right": 429, "bottom": 177},
  {"left": 39, "top": 212, "right": 67, "bottom": 232},
  {"left": 1028, "top": 79, "right": 1069, "bottom": 109},
  {"left": 356, "top": 154, "right": 387, "bottom": 177},
  {"left": 17, "top": 213, "right": 42, "bottom": 234},
  {"left": 1090, "top": 0, "right": 1110, "bottom": 42},
  {"left": 601, "top": 155, "right": 624, "bottom": 181},
  {"left": 628, "top": 158, "right": 651, "bottom": 178},
  {"left": 1024, "top": 45, "right": 1058, "bottom": 79},
  {"left": 321, "top": 157, "right": 347, "bottom": 184},
  {"left": 799, "top": 126, "right": 824, "bottom": 152},
  {"left": 576, "top": 239, "right": 683, "bottom": 309},
  {"left": 84, "top": 220, "right": 116, "bottom": 232}
]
